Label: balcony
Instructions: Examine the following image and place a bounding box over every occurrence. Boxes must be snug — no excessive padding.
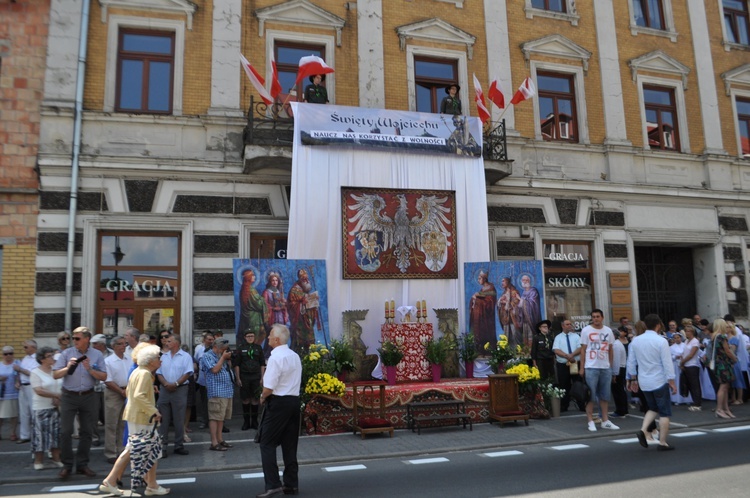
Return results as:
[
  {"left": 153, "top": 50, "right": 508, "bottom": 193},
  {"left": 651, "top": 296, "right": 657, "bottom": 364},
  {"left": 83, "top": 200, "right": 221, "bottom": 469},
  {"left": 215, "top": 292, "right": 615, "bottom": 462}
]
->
[{"left": 243, "top": 97, "right": 511, "bottom": 182}]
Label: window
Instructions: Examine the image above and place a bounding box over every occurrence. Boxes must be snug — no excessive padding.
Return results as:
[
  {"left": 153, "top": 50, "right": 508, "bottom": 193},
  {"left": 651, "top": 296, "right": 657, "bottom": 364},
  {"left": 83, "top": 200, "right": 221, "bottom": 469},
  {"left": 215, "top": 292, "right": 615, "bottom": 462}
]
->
[
  {"left": 633, "top": 0, "right": 665, "bottom": 30},
  {"left": 414, "top": 57, "right": 457, "bottom": 114},
  {"left": 724, "top": 0, "right": 750, "bottom": 45},
  {"left": 738, "top": 98, "right": 750, "bottom": 157},
  {"left": 115, "top": 29, "right": 174, "bottom": 114},
  {"left": 643, "top": 86, "right": 680, "bottom": 151},
  {"left": 274, "top": 41, "right": 326, "bottom": 102},
  {"left": 537, "top": 73, "right": 578, "bottom": 142},
  {"left": 532, "top": 0, "right": 566, "bottom": 12}
]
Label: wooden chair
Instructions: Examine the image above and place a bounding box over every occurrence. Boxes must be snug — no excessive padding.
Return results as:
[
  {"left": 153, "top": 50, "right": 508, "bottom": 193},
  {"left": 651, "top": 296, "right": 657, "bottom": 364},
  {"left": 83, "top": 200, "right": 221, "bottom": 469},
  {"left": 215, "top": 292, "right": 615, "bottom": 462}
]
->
[{"left": 351, "top": 381, "right": 394, "bottom": 439}]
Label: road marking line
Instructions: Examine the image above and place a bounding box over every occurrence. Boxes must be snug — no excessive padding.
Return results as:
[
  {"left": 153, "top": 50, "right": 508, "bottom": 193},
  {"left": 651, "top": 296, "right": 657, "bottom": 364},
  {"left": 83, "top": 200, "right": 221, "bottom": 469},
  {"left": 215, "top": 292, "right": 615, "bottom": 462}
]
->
[
  {"left": 549, "top": 444, "right": 588, "bottom": 451},
  {"left": 612, "top": 438, "right": 639, "bottom": 444},
  {"left": 323, "top": 464, "right": 367, "bottom": 472},
  {"left": 238, "top": 471, "right": 282, "bottom": 479},
  {"left": 48, "top": 484, "right": 99, "bottom": 492},
  {"left": 157, "top": 478, "right": 196, "bottom": 484},
  {"left": 481, "top": 450, "right": 523, "bottom": 457},
  {"left": 672, "top": 431, "right": 706, "bottom": 438},
  {"left": 714, "top": 425, "right": 750, "bottom": 433},
  {"left": 405, "top": 457, "right": 450, "bottom": 465}
]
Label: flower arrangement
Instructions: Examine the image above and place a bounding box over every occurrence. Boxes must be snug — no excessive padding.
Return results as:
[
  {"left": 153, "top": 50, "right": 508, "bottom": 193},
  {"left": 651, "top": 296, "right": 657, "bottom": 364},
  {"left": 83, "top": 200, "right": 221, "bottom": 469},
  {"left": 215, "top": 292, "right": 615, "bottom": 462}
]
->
[
  {"left": 541, "top": 383, "right": 566, "bottom": 399},
  {"left": 457, "top": 333, "right": 479, "bottom": 362},
  {"left": 424, "top": 336, "right": 451, "bottom": 365},
  {"left": 484, "top": 335, "right": 516, "bottom": 373},
  {"left": 329, "top": 339, "right": 356, "bottom": 374},
  {"left": 301, "top": 343, "right": 336, "bottom": 401},
  {"left": 504, "top": 363, "right": 541, "bottom": 393},
  {"left": 377, "top": 340, "right": 404, "bottom": 366},
  {"left": 304, "top": 372, "right": 346, "bottom": 397}
]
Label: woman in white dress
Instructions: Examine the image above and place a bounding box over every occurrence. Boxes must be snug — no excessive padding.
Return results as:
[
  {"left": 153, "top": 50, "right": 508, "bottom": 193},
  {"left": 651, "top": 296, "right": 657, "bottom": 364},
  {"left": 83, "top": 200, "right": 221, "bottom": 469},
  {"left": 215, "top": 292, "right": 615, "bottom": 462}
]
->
[
  {"left": 670, "top": 333, "right": 692, "bottom": 405},
  {"left": 30, "top": 347, "right": 63, "bottom": 469},
  {"left": 679, "top": 326, "right": 703, "bottom": 411}
]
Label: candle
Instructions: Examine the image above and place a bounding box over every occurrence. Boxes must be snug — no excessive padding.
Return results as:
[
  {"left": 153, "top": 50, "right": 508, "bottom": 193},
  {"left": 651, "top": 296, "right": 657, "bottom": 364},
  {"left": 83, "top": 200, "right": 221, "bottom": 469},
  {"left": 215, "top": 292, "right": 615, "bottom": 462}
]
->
[
  {"left": 385, "top": 300, "right": 389, "bottom": 318},
  {"left": 390, "top": 299, "right": 395, "bottom": 318}
]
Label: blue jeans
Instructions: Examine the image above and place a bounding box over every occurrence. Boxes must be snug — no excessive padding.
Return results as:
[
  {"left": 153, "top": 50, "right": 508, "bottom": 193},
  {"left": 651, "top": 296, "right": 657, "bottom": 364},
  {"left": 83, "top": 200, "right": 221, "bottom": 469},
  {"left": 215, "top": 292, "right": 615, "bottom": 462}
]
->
[
  {"left": 642, "top": 383, "right": 672, "bottom": 417},
  {"left": 584, "top": 367, "right": 612, "bottom": 402}
]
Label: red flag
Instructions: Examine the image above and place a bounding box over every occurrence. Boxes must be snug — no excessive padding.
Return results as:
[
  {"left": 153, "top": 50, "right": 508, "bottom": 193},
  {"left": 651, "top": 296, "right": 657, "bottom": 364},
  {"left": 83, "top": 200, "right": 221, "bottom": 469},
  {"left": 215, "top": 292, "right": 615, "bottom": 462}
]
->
[
  {"left": 488, "top": 78, "right": 505, "bottom": 109},
  {"left": 240, "top": 53, "right": 274, "bottom": 105},
  {"left": 510, "top": 77, "right": 536, "bottom": 105},
  {"left": 472, "top": 74, "right": 491, "bottom": 124},
  {"left": 270, "top": 54, "right": 282, "bottom": 100},
  {"left": 294, "top": 55, "right": 334, "bottom": 86}
]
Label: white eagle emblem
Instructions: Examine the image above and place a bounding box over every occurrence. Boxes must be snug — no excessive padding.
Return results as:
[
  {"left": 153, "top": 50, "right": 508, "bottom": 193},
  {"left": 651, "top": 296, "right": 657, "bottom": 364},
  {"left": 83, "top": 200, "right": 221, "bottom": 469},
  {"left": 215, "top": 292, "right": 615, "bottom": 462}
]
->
[{"left": 347, "top": 192, "right": 452, "bottom": 273}]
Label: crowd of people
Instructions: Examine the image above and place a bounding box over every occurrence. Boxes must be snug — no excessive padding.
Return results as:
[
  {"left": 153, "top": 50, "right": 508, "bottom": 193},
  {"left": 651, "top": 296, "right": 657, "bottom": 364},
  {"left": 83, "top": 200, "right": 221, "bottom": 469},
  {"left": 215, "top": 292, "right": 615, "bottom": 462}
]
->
[
  {"left": 0, "top": 324, "right": 303, "bottom": 498},
  {"left": 531, "top": 309, "right": 750, "bottom": 450}
]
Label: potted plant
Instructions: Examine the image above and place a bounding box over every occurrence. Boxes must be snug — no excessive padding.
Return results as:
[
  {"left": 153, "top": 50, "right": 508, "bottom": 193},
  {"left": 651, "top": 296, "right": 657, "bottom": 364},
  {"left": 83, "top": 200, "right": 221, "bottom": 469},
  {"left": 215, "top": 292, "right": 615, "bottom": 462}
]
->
[
  {"left": 377, "top": 340, "right": 404, "bottom": 386},
  {"left": 485, "top": 335, "right": 516, "bottom": 373},
  {"left": 457, "top": 333, "right": 479, "bottom": 378},
  {"left": 424, "top": 336, "right": 449, "bottom": 382},
  {"left": 541, "top": 383, "right": 566, "bottom": 418},
  {"left": 329, "top": 339, "right": 356, "bottom": 382}
]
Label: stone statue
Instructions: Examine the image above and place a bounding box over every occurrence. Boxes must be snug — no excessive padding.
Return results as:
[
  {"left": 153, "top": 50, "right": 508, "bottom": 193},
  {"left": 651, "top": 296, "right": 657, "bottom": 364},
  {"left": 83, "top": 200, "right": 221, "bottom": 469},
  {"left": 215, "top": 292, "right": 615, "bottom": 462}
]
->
[
  {"left": 435, "top": 308, "right": 459, "bottom": 378},
  {"left": 342, "top": 309, "right": 377, "bottom": 381}
]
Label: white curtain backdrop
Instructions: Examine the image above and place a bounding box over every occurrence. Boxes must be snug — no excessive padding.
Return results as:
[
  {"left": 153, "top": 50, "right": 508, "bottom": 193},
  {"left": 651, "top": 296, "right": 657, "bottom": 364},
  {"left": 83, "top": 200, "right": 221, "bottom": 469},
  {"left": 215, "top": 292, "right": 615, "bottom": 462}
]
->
[{"left": 287, "top": 104, "right": 490, "bottom": 353}]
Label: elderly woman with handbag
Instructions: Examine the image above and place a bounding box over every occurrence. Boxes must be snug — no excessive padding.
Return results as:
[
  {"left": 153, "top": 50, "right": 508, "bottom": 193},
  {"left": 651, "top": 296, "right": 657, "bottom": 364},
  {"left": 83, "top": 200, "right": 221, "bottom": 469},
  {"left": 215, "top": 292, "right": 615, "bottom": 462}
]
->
[{"left": 30, "top": 346, "right": 63, "bottom": 469}]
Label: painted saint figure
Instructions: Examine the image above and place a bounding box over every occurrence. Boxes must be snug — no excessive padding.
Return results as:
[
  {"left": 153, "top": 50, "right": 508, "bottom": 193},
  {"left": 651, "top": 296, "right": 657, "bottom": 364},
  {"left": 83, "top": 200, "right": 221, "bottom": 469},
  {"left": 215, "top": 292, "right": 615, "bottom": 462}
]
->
[
  {"left": 518, "top": 274, "right": 542, "bottom": 348},
  {"left": 469, "top": 270, "right": 497, "bottom": 346},
  {"left": 263, "top": 272, "right": 289, "bottom": 328},
  {"left": 497, "top": 277, "right": 522, "bottom": 350},
  {"left": 286, "top": 269, "right": 321, "bottom": 352},
  {"left": 237, "top": 269, "right": 268, "bottom": 346}
]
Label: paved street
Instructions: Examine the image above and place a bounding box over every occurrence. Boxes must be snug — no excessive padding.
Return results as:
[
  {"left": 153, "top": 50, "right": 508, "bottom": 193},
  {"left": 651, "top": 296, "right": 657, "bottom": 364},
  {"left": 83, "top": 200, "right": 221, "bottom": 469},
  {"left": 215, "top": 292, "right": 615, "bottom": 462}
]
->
[{"left": 0, "top": 401, "right": 748, "bottom": 496}]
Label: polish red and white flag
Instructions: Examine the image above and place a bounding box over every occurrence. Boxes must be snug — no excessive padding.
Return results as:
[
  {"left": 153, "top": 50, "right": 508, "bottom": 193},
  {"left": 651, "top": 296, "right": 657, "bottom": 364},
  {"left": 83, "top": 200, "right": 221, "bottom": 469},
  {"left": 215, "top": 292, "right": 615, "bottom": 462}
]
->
[
  {"left": 294, "top": 55, "right": 335, "bottom": 86},
  {"left": 240, "top": 53, "right": 274, "bottom": 105},
  {"left": 510, "top": 77, "right": 536, "bottom": 105},
  {"left": 269, "top": 54, "right": 282, "bottom": 100},
  {"left": 472, "top": 74, "right": 491, "bottom": 124},
  {"left": 488, "top": 78, "right": 506, "bottom": 109}
]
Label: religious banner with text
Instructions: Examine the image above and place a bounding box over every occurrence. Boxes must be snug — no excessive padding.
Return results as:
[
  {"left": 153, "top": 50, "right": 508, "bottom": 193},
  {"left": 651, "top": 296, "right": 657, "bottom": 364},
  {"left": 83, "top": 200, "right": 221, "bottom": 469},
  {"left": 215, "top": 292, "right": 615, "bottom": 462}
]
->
[
  {"left": 342, "top": 187, "right": 458, "bottom": 279},
  {"left": 296, "top": 103, "right": 483, "bottom": 157}
]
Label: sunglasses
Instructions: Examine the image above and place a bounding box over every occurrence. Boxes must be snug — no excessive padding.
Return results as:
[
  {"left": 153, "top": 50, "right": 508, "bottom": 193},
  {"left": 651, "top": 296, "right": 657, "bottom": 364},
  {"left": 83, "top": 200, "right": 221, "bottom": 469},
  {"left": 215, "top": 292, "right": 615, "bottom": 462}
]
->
[
  {"left": 158, "top": 352, "right": 164, "bottom": 358},
  {"left": 160, "top": 335, "right": 169, "bottom": 339},
  {"left": 3, "top": 352, "right": 13, "bottom": 356},
  {"left": 72, "top": 337, "right": 83, "bottom": 341},
  {"left": 60, "top": 337, "right": 70, "bottom": 341}
]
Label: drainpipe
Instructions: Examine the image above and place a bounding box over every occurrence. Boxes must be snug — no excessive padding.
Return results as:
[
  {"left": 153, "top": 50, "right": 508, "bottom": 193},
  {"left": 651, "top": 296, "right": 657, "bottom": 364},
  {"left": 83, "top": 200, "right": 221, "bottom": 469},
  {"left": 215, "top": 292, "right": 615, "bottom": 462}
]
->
[{"left": 64, "top": 0, "right": 91, "bottom": 332}]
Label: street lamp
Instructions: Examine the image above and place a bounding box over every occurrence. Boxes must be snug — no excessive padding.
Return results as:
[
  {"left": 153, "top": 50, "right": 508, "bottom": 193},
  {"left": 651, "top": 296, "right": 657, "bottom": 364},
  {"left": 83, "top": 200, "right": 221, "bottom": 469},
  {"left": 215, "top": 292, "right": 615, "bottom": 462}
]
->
[{"left": 112, "top": 236, "right": 125, "bottom": 335}]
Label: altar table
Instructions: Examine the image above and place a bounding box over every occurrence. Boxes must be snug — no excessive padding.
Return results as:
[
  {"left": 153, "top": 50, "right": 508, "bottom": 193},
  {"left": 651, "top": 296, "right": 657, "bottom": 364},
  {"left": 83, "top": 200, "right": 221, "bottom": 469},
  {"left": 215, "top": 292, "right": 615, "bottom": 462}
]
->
[{"left": 381, "top": 322, "right": 433, "bottom": 382}]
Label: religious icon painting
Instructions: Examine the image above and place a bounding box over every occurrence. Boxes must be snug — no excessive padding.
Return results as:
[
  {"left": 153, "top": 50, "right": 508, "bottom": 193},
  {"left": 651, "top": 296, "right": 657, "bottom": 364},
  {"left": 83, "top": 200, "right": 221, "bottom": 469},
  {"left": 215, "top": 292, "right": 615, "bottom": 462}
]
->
[
  {"left": 341, "top": 187, "right": 458, "bottom": 279},
  {"left": 233, "top": 258, "right": 329, "bottom": 356}
]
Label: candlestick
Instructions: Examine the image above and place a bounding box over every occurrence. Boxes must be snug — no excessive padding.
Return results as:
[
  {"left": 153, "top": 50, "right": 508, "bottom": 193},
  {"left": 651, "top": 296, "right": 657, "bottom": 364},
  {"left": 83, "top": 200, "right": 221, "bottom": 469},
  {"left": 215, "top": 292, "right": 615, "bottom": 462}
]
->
[{"left": 421, "top": 300, "right": 427, "bottom": 322}]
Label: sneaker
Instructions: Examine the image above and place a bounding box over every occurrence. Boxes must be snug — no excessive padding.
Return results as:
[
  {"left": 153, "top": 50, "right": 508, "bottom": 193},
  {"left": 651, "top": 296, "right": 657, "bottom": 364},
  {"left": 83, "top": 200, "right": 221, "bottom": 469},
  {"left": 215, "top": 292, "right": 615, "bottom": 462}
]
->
[
  {"left": 587, "top": 421, "right": 597, "bottom": 432},
  {"left": 601, "top": 420, "right": 620, "bottom": 430}
]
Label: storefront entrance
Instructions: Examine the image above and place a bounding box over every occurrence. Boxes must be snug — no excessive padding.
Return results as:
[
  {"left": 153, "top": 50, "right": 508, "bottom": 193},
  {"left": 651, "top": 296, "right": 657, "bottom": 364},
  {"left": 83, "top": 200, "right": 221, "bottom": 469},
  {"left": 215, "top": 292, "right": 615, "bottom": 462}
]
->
[
  {"left": 635, "top": 246, "right": 696, "bottom": 323},
  {"left": 96, "top": 232, "right": 181, "bottom": 337}
]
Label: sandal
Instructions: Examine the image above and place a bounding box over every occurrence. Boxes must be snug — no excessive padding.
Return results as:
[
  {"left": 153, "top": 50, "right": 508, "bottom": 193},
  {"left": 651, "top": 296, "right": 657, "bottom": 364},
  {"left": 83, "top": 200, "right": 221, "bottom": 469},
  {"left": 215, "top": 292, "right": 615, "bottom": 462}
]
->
[
  {"left": 209, "top": 444, "right": 227, "bottom": 452},
  {"left": 9, "top": 434, "right": 18, "bottom": 441},
  {"left": 219, "top": 440, "right": 233, "bottom": 448},
  {"left": 183, "top": 434, "right": 192, "bottom": 443}
]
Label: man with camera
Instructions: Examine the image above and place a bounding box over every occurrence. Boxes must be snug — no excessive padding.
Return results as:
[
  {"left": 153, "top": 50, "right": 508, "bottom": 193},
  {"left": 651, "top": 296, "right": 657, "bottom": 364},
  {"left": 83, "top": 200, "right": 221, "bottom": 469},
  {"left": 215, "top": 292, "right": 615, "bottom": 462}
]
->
[{"left": 201, "top": 338, "right": 235, "bottom": 451}]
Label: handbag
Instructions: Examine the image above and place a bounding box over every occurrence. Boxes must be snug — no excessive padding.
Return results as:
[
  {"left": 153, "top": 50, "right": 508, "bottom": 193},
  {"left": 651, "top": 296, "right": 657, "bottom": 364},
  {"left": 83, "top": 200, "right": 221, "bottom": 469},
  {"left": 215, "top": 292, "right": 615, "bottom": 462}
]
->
[
  {"left": 568, "top": 361, "right": 579, "bottom": 376},
  {"left": 709, "top": 336, "right": 718, "bottom": 371},
  {"left": 570, "top": 379, "right": 590, "bottom": 405}
]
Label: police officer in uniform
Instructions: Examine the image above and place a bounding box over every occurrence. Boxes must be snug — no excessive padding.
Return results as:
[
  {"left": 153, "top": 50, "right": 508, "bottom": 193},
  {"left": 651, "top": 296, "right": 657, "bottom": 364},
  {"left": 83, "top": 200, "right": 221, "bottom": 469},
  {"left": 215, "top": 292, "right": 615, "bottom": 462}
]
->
[{"left": 233, "top": 330, "right": 266, "bottom": 430}]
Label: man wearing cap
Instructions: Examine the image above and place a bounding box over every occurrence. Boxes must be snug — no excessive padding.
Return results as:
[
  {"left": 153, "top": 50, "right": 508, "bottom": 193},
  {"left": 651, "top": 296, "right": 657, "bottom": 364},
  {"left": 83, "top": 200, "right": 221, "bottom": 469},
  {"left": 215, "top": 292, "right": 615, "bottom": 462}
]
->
[
  {"left": 14, "top": 339, "right": 39, "bottom": 444},
  {"left": 156, "top": 334, "right": 193, "bottom": 457},
  {"left": 303, "top": 74, "right": 328, "bottom": 104},
  {"left": 552, "top": 319, "right": 581, "bottom": 412},
  {"left": 531, "top": 320, "right": 555, "bottom": 381},
  {"left": 201, "top": 338, "right": 235, "bottom": 451},
  {"left": 103, "top": 336, "right": 129, "bottom": 463},
  {"left": 53, "top": 326, "right": 107, "bottom": 479},
  {"left": 440, "top": 83, "right": 462, "bottom": 115}
]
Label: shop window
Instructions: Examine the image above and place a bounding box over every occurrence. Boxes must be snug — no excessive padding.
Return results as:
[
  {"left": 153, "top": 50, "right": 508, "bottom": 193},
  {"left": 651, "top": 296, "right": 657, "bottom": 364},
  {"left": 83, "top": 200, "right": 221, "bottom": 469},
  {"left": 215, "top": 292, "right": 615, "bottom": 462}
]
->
[
  {"left": 738, "top": 98, "right": 750, "bottom": 157},
  {"left": 538, "top": 72, "right": 578, "bottom": 143},
  {"left": 414, "top": 56, "right": 458, "bottom": 114},
  {"left": 724, "top": 0, "right": 750, "bottom": 45},
  {"left": 274, "top": 41, "right": 326, "bottom": 103},
  {"left": 543, "top": 241, "right": 594, "bottom": 333},
  {"left": 115, "top": 29, "right": 175, "bottom": 114},
  {"left": 643, "top": 85, "right": 680, "bottom": 151}
]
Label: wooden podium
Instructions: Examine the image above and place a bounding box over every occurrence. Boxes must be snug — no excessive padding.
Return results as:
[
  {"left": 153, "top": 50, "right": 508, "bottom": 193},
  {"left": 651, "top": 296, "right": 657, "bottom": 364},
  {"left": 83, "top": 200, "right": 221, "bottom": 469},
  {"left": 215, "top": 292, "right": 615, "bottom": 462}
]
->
[{"left": 487, "top": 374, "right": 529, "bottom": 427}]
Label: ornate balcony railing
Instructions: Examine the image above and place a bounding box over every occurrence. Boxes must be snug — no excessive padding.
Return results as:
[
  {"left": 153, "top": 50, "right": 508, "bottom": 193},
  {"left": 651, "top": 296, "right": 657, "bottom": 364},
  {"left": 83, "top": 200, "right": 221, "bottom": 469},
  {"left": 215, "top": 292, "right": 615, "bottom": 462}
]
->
[
  {"left": 243, "top": 96, "right": 295, "bottom": 147},
  {"left": 483, "top": 119, "right": 508, "bottom": 162}
]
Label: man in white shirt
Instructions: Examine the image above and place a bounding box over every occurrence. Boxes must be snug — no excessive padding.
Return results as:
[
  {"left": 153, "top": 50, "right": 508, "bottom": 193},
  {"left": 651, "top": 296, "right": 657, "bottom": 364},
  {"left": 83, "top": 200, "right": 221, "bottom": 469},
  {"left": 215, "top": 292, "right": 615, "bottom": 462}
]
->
[
  {"left": 627, "top": 313, "right": 676, "bottom": 451},
  {"left": 257, "top": 324, "right": 302, "bottom": 498},
  {"left": 122, "top": 327, "right": 140, "bottom": 360},
  {"left": 580, "top": 309, "right": 620, "bottom": 432},
  {"left": 103, "top": 337, "right": 130, "bottom": 462},
  {"left": 14, "top": 340, "right": 39, "bottom": 444},
  {"left": 156, "top": 334, "right": 194, "bottom": 457},
  {"left": 552, "top": 319, "right": 580, "bottom": 412}
]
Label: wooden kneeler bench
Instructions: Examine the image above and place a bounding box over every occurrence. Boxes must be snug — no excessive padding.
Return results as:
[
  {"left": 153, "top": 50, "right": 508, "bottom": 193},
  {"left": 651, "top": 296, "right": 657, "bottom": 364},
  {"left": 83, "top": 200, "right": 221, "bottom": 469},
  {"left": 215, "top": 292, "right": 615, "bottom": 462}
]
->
[
  {"left": 352, "top": 381, "right": 394, "bottom": 439},
  {"left": 406, "top": 392, "right": 473, "bottom": 435}
]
